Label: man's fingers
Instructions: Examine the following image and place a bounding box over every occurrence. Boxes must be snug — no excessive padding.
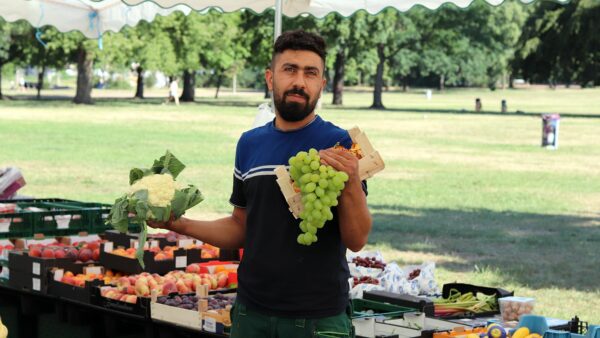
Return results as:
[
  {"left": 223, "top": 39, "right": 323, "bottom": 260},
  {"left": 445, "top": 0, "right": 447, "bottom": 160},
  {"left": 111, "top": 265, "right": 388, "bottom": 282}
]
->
[{"left": 319, "top": 151, "right": 344, "bottom": 170}]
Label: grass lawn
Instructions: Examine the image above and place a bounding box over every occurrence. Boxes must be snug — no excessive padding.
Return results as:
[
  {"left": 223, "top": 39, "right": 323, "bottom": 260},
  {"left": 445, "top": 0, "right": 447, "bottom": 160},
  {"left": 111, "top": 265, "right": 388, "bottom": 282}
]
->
[{"left": 1, "top": 86, "right": 600, "bottom": 322}]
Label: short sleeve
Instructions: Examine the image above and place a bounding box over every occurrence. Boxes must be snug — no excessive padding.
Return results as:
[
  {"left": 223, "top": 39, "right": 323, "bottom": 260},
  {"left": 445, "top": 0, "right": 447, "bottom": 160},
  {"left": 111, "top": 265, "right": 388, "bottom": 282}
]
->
[{"left": 229, "top": 138, "right": 247, "bottom": 208}]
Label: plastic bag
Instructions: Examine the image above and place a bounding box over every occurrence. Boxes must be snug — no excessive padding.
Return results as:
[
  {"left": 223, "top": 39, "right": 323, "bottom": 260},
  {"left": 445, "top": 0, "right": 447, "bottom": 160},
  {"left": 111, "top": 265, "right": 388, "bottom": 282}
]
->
[{"left": 252, "top": 103, "right": 275, "bottom": 128}]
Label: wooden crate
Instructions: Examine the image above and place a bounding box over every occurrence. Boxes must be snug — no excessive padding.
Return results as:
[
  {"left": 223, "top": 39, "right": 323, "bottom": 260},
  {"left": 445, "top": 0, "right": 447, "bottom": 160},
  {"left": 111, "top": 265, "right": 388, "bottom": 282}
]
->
[{"left": 275, "top": 126, "right": 385, "bottom": 218}]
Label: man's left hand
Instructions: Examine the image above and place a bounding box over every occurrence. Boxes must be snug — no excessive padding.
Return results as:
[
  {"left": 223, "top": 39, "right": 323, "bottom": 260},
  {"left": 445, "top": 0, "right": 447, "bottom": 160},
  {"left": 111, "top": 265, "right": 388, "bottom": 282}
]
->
[{"left": 319, "top": 148, "right": 360, "bottom": 184}]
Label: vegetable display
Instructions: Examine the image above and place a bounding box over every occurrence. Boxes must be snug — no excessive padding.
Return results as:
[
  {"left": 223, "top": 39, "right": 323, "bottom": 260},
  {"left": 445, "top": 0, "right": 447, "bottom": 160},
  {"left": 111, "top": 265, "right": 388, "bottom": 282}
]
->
[
  {"left": 106, "top": 151, "right": 203, "bottom": 267},
  {"left": 433, "top": 289, "right": 498, "bottom": 316}
]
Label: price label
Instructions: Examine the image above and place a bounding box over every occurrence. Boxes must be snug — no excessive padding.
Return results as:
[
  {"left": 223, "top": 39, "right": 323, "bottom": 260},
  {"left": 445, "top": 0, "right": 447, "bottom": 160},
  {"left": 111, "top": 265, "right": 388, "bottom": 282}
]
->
[
  {"left": 178, "top": 239, "right": 194, "bottom": 248},
  {"left": 175, "top": 256, "right": 187, "bottom": 268},
  {"left": 104, "top": 242, "right": 113, "bottom": 253},
  {"left": 150, "top": 240, "right": 159, "bottom": 248},
  {"left": 54, "top": 269, "right": 64, "bottom": 282},
  {"left": 203, "top": 317, "right": 217, "bottom": 333},
  {"left": 0, "top": 219, "right": 10, "bottom": 233},
  {"left": 84, "top": 266, "right": 103, "bottom": 275},
  {"left": 55, "top": 215, "right": 72, "bottom": 229},
  {"left": 32, "top": 262, "right": 41, "bottom": 275},
  {"left": 131, "top": 239, "right": 139, "bottom": 249},
  {"left": 32, "top": 278, "right": 41, "bottom": 291}
]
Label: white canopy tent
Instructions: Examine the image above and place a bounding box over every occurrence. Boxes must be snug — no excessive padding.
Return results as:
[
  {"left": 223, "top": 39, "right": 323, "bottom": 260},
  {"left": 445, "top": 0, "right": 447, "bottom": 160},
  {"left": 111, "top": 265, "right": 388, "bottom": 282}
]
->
[
  {"left": 120, "top": 0, "right": 569, "bottom": 40},
  {"left": 0, "top": 0, "right": 191, "bottom": 40}
]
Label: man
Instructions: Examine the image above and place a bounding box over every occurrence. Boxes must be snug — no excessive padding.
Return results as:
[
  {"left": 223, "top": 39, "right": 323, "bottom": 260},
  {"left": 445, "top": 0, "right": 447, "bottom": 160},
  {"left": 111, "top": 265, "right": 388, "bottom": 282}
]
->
[{"left": 149, "top": 30, "right": 371, "bottom": 337}]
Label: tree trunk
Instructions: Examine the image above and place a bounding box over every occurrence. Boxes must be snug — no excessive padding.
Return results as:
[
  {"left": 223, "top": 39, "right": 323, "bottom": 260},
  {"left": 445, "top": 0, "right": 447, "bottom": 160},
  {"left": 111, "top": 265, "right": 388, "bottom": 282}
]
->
[
  {"left": 215, "top": 72, "right": 223, "bottom": 99},
  {"left": 370, "top": 43, "right": 385, "bottom": 110},
  {"left": 0, "top": 63, "right": 3, "bottom": 99},
  {"left": 332, "top": 48, "right": 345, "bottom": 105},
  {"left": 439, "top": 74, "right": 445, "bottom": 91},
  {"left": 402, "top": 76, "right": 408, "bottom": 92},
  {"left": 509, "top": 73, "right": 514, "bottom": 89},
  {"left": 232, "top": 70, "right": 237, "bottom": 94},
  {"left": 134, "top": 67, "right": 144, "bottom": 99},
  {"left": 180, "top": 70, "right": 195, "bottom": 102},
  {"left": 73, "top": 47, "right": 93, "bottom": 104},
  {"left": 36, "top": 65, "right": 46, "bottom": 100}
]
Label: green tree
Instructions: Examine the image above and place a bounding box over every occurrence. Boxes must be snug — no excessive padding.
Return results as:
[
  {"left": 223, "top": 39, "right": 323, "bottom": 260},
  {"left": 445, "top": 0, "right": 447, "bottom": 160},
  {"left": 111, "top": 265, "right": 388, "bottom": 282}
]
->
[
  {"left": 514, "top": 0, "right": 599, "bottom": 87},
  {"left": 354, "top": 9, "right": 419, "bottom": 109}
]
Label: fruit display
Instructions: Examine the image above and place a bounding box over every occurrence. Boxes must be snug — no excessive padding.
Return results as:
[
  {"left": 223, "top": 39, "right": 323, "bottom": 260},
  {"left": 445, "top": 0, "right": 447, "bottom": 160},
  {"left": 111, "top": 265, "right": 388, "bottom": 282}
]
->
[
  {"left": 156, "top": 294, "right": 199, "bottom": 310},
  {"left": 106, "top": 151, "right": 204, "bottom": 267},
  {"left": 352, "top": 276, "right": 379, "bottom": 286},
  {"left": 59, "top": 269, "right": 120, "bottom": 287},
  {"left": 352, "top": 256, "right": 386, "bottom": 269},
  {"left": 111, "top": 245, "right": 176, "bottom": 261},
  {"left": 499, "top": 296, "right": 535, "bottom": 321},
  {"left": 27, "top": 239, "right": 103, "bottom": 263},
  {"left": 206, "top": 293, "right": 235, "bottom": 311},
  {"left": 408, "top": 268, "right": 421, "bottom": 280},
  {"left": 287, "top": 148, "right": 350, "bottom": 245}
]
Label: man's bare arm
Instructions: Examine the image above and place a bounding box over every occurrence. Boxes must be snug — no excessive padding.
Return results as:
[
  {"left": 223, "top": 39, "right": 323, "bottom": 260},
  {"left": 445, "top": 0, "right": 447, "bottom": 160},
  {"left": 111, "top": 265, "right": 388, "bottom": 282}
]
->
[{"left": 148, "top": 207, "right": 247, "bottom": 249}]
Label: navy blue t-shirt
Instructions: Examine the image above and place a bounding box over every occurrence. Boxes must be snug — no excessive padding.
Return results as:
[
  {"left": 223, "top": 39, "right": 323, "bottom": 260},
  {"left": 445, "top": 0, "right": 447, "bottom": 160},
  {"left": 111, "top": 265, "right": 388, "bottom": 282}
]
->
[{"left": 229, "top": 115, "right": 362, "bottom": 318}]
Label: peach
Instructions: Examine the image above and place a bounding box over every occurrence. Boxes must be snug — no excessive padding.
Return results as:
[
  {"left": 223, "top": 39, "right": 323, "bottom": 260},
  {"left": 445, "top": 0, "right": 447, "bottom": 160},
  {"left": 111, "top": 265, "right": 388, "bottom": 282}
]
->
[
  {"left": 65, "top": 248, "right": 79, "bottom": 260},
  {"left": 162, "top": 281, "right": 177, "bottom": 295},
  {"left": 217, "top": 273, "right": 228, "bottom": 289},
  {"left": 154, "top": 252, "right": 167, "bottom": 261},
  {"left": 185, "top": 263, "right": 200, "bottom": 274},
  {"left": 125, "top": 295, "right": 137, "bottom": 304},
  {"left": 176, "top": 280, "right": 189, "bottom": 294}
]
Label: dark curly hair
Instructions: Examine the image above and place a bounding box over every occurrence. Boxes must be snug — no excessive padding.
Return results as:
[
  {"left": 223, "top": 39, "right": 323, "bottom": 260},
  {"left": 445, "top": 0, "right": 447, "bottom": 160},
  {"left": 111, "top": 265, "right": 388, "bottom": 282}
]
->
[{"left": 271, "top": 30, "right": 327, "bottom": 69}]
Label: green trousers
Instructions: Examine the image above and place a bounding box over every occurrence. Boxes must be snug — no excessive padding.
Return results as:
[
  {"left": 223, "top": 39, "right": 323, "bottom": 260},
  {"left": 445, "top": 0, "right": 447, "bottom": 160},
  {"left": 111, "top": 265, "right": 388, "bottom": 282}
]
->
[{"left": 229, "top": 301, "right": 355, "bottom": 338}]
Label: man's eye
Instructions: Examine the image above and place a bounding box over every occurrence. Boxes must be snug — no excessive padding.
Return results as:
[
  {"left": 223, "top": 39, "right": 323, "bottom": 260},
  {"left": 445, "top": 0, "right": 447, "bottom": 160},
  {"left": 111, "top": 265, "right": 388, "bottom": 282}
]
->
[
  {"left": 284, "top": 67, "right": 296, "bottom": 73},
  {"left": 306, "top": 70, "right": 318, "bottom": 76}
]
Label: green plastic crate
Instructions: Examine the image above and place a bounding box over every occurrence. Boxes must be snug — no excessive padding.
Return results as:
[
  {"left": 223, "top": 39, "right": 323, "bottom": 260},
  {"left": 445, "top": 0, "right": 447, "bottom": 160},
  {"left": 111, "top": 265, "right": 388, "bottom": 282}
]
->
[{"left": 0, "top": 199, "right": 108, "bottom": 237}]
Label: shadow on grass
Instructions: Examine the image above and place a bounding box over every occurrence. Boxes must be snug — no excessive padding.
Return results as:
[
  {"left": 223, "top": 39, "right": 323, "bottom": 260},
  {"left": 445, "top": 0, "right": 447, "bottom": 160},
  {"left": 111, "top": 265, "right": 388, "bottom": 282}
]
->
[
  {"left": 324, "top": 105, "right": 600, "bottom": 119},
  {"left": 1, "top": 95, "right": 264, "bottom": 108},
  {"left": 369, "top": 204, "right": 600, "bottom": 291}
]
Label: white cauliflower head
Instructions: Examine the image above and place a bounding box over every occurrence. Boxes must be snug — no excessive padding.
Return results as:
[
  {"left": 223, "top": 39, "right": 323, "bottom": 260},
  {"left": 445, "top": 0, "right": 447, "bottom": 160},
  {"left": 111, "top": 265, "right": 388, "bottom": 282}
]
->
[{"left": 129, "top": 173, "right": 176, "bottom": 207}]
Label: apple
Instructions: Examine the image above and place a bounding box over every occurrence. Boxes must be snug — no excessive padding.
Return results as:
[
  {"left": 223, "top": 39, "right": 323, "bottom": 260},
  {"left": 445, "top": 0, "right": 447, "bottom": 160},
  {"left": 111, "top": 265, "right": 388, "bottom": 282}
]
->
[
  {"left": 29, "top": 247, "right": 42, "bottom": 257},
  {"left": 92, "top": 248, "right": 100, "bottom": 261},
  {"left": 42, "top": 248, "right": 55, "bottom": 259},
  {"left": 78, "top": 248, "right": 92, "bottom": 262},
  {"left": 54, "top": 249, "right": 66, "bottom": 259},
  {"left": 65, "top": 248, "right": 79, "bottom": 260}
]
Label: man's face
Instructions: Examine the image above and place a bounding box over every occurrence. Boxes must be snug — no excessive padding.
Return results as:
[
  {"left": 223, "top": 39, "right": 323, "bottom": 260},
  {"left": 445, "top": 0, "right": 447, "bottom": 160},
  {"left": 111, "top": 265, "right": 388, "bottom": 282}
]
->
[{"left": 266, "top": 50, "right": 326, "bottom": 122}]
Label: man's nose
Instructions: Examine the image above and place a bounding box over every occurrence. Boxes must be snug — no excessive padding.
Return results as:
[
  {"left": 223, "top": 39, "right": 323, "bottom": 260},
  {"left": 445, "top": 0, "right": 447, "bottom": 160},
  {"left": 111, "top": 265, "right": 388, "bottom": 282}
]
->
[{"left": 291, "top": 71, "right": 307, "bottom": 89}]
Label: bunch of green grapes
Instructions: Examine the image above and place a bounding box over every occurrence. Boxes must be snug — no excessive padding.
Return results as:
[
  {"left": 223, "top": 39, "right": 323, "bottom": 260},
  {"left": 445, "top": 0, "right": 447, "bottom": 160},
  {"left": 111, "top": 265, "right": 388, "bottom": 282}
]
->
[{"left": 288, "top": 148, "right": 349, "bottom": 245}]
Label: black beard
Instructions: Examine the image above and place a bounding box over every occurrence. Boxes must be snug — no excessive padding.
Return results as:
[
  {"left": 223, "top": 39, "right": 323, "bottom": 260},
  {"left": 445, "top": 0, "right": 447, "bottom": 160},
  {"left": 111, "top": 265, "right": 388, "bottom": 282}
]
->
[{"left": 274, "top": 88, "right": 318, "bottom": 122}]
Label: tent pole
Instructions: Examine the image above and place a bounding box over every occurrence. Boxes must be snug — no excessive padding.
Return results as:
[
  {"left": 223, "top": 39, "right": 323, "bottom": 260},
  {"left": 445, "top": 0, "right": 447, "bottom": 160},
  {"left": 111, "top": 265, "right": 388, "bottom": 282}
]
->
[{"left": 274, "top": 0, "right": 282, "bottom": 41}]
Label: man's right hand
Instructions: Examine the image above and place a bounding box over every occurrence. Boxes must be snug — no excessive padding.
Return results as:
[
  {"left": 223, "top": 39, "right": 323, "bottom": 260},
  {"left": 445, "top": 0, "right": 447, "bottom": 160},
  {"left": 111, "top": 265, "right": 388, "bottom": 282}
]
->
[{"left": 146, "top": 213, "right": 177, "bottom": 230}]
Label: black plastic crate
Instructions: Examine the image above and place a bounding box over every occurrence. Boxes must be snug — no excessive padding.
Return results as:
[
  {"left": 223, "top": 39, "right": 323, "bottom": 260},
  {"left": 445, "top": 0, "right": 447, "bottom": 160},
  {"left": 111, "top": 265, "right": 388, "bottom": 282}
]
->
[
  {"left": 8, "top": 269, "right": 49, "bottom": 294},
  {"left": 99, "top": 243, "right": 193, "bottom": 275},
  {"left": 48, "top": 269, "right": 105, "bottom": 304},
  {"left": 437, "top": 282, "right": 513, "bottom": 318},
  {"left": 92, "top": 285, "right": 152, "bottom": 318},
  {"left": 363, "top": 290, "right": 435, "bottom": 316}
]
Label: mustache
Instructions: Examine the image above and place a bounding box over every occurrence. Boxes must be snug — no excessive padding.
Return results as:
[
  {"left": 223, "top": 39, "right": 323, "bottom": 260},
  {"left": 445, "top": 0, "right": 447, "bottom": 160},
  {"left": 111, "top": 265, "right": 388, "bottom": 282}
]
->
[{"left": 284, "top": 88, "right": 309, "bottom": 101}]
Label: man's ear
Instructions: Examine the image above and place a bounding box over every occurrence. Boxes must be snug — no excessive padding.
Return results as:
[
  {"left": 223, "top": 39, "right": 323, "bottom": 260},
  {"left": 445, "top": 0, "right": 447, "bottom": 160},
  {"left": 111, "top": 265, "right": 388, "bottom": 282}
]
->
[{"left": 265, "top": 68, "right": 274, "bottom": 92}]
